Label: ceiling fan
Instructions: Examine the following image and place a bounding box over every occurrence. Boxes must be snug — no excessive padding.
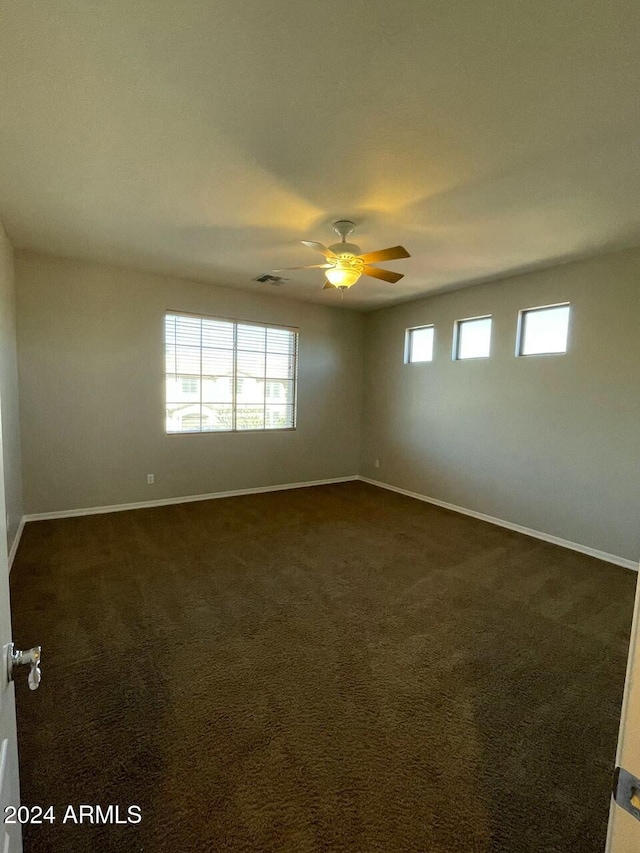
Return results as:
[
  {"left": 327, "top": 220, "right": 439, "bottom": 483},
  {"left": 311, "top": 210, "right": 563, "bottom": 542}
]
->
[{"left": 274, "top": 220, "right": 410, "bottom": 291}]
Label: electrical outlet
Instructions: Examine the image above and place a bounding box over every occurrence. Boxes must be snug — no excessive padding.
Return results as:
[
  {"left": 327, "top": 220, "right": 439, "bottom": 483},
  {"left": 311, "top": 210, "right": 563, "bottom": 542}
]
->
[
  {"left": 374, "top": 459, "right": 380, "bottom": 468},
  {"left": 147, "top": 474, "right": 155, "bottom": 484}
]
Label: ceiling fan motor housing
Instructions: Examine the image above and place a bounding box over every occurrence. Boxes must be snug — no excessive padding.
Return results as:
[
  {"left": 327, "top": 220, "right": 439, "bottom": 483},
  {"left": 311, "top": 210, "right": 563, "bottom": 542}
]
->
[{"left": 328, "top": 241, "right": 361, "bottom": 258}]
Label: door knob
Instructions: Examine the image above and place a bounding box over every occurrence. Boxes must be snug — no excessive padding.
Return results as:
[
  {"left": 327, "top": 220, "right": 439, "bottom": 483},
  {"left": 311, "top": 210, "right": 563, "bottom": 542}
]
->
[{"left": 7, "top": 644, "right": 42, "bottom": 690}]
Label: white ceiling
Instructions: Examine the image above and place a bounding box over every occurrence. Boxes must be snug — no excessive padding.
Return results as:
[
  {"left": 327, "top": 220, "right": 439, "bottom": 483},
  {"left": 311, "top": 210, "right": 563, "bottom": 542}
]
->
[{"left": 1, "top": 0, "right": 639, "bottom": 310}]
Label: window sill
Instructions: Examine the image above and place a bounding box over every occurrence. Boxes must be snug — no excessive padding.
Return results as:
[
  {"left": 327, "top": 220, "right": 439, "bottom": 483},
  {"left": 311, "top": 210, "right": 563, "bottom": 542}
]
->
[{"left": 166, "top": 427, "right": 297, "bottom": 435}]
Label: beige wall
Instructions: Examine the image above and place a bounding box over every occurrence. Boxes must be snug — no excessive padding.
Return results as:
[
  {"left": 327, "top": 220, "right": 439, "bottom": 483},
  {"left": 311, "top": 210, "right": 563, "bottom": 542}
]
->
[
  {"left": 361, "top": 248, "right": 640, "bottom": 562},
  {"left": 0, "top": 225, "right": 24, "bottom": 555},
  {"left": 14, "top": 246, "right": 640, "bottom": 563},
  {"left": 16, "top": 252, "right": 364, "bottom": 514}
]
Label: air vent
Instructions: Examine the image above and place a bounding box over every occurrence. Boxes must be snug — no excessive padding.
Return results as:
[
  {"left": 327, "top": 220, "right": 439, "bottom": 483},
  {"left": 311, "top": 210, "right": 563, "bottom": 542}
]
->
[{"left": 254, "top": 273, "right": 288, "bottom": 285}]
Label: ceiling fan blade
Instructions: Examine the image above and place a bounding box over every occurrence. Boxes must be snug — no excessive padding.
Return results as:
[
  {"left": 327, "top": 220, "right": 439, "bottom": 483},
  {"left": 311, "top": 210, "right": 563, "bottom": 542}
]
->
[
  {"left": 323, "top": 281, "right": 337, "bottom": 290},
  {"left": 301, "top": 241, "right": 338, "bottom": 259},
  {"left": 363, "top": 266, "right": 404, "bottom": 284},
  {"left": 272, "top": 264, "right": 333, "bottom": 271},
  {"left": 358, "top": 245, "right": 410, "bottom": 265}
]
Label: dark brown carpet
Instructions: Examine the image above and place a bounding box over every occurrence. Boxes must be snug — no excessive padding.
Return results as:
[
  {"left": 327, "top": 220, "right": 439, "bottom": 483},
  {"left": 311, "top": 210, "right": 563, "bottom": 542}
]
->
[{"left": 10, "top": 481, "right": 635, "bottom": 852}]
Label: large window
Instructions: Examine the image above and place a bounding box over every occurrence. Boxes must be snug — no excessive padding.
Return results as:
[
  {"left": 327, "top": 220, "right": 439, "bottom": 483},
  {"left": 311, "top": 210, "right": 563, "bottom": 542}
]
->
[
  {"left": 405, "top": 325, "right": 434, "bottom": 363},
  {"left": 165, "top": 313, "right": 297, "bottom": 433},
  {"left": 453, "top": 316, "right": 492, "bottom": 360},
  {"left": 517, "top": 303, "right": 570, "bottom": 356}
]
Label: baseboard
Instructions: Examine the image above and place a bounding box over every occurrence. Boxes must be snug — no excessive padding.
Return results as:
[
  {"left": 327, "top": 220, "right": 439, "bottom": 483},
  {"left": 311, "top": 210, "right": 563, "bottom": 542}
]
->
[
  {"left": 358, "top": 476, "right": 639, "bottom": 571},
  {"left": 23, "top": 476, "right": 360, "bottom": 522},
  {"left": 21, "top": 474, "right": 640, "bottom": 571},
  {"left": 8, "top": 516, "right": 26, "bottom": 570}
]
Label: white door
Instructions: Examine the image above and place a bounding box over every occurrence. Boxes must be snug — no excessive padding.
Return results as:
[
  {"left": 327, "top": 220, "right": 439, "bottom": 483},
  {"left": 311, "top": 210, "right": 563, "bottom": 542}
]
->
[
  {"left": 607, "top": 568, "right": 640, "bottom": 852},
  {"left": 0, "top": 441, "right": 22, "bottom": 852}
]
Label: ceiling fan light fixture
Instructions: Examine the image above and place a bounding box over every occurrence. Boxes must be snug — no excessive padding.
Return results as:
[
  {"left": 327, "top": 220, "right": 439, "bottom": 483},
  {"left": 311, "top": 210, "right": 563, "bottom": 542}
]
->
[{"left": 324, "top": 264, "right": 362, "bottom": 289}]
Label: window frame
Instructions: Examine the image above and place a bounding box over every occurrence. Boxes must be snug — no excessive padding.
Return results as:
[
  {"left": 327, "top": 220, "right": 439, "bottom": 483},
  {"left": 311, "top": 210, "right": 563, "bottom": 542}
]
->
[
  {"left": 164, "top": 310, "right": 298, "bottom": 435},
  {"left": 515, "top": 302, "right": 571, "bottom": 358},
  {"left": 404, "top": 324, "right": 435, "bottom": 364},
  {"left": 452, "top": 314, "right": 493, "bottom": 361}
]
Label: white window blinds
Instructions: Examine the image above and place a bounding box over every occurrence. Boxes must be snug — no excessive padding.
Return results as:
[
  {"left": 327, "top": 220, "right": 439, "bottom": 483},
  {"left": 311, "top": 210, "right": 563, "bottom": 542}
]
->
[{"left": 165, "top": 313, "right": 298, "bottom": 433}]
